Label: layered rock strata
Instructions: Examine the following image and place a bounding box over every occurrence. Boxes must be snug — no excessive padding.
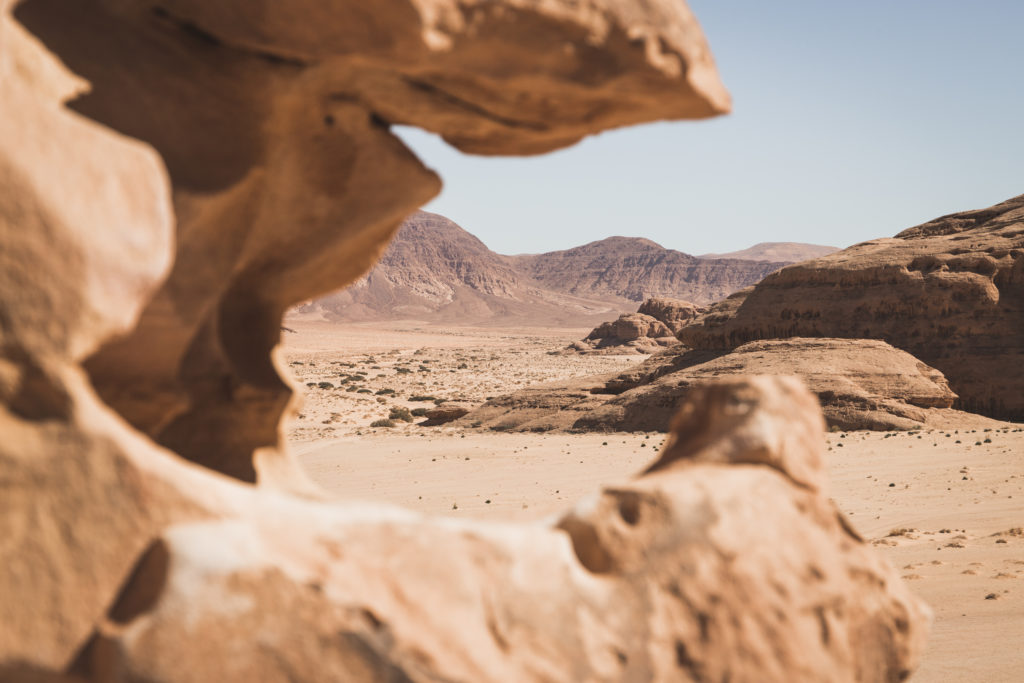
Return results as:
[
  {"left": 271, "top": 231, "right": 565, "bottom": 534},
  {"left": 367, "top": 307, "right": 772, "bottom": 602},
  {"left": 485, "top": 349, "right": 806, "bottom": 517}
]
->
[{"left": 679, "top": 194, "right": 1024, "bottom": 421}]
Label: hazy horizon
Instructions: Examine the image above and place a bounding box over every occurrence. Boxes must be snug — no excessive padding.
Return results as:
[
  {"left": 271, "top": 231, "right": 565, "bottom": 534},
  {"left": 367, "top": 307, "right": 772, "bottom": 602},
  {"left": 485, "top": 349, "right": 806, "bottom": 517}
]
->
[{"left": 397, "top": 0, "right": 1024, "bottom": 256}]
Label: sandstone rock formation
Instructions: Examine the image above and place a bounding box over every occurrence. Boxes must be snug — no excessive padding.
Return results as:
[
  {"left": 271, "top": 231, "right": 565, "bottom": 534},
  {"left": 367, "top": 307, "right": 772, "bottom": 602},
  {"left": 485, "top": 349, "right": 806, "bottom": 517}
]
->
[
  {"left": 700, "top": 242, "right": 839, "bottom": 262},
  {"left": 637, "top": 297, "right": 705, "bottom": 333},
  {"left": 679, "top": 194, "right": 1024, "bottom": 421},
  {"left": 11, "top": 0, "right": 734, "bottom": 484},
  {"left": 568, "top": 298, "right": 703, "bottom": 354},
  {"left": 573, "top": 312, "right": 677, "bottom": 354},
  {"left": 510, "top": 236, "right": 787, "bottom": 305},
  {"left": 2, "top": 1, "right": 931, "bottom": 681},
  {"left": 468, "top": 338, "right": 998, "bottom": 432}
]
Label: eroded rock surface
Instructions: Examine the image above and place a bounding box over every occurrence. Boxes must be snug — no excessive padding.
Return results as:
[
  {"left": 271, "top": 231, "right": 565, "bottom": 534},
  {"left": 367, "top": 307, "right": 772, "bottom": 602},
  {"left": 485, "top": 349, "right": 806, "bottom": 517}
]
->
[
  {"left": 11, "top": 0, "right": 729, "bottom": 482},
  {"left": 679, "top": 194, "right": 1024, "bottom": 421}
]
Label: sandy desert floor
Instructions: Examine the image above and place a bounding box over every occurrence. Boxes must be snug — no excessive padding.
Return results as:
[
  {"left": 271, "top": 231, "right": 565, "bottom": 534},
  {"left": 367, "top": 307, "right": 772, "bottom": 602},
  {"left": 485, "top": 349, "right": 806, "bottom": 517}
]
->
[{"left": 283, "top": 321, "right": 1024, "bottom": 683}]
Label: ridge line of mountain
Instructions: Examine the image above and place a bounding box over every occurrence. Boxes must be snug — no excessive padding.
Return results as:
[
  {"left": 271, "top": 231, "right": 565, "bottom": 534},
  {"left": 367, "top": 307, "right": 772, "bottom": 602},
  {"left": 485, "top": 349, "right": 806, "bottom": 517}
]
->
[{"left": 293, "top": 211, "right": 838, "bottom": 325}]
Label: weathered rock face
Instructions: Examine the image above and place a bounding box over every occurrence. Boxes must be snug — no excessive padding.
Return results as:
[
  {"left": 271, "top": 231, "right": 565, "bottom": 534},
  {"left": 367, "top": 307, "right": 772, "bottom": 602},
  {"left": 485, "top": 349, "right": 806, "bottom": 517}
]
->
[
  {"left": 679, "top": 194, "right": 1024, "bottom": 421},
  {"left": 2, "top": 2, "right": 931, "bottom": 681},
  {"left": 79, "top": 378, "right": 928, "bottom": 683},
  {"left": 12, "top": 0, "right": 729, "bottom": 482},
  {"left": 510, "top": 236, "right": 786, "bottom": 305},
  {"left": 468, "top": 338, "right": 997, "bottom": 432}
]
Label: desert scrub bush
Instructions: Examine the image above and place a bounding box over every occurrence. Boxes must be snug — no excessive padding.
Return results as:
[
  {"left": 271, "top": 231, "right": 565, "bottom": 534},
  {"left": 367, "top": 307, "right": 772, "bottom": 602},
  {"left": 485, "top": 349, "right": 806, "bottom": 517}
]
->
[
  {"left": 370, "top": 418, "right": 395, "bottom": 428},
  {"left": 396, "top": 367, "right": 412, "bottom": 374},
  {"left": 887, "top": 528, "right": 915, "bottom": 537},
  {"left": 317, "top": 381, "right": 334, "bottom": 389},
  {"left": 409, "top": 395, "right": 437, "bottom": 402},
  {"left": 457, "top": 362, "right": 468, "bottom": 369},
  {"left": 389, "top": 407, "right": 414, "bottom": 422},
  {"left": 375, "top": 388, "right": 396, "bottom": 395},
  {"left": 357, "top": 388, "right": 372, "bottom": 394},
  {"left": 411, "top": 407, "right": 429, "bottom": 417}
]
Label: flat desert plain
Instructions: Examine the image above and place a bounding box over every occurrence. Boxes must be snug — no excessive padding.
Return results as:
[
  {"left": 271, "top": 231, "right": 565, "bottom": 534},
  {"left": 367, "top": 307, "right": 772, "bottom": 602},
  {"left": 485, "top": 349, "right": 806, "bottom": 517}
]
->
[{"left": 283, "top": 320, "right": 1024, "bottom": 683}]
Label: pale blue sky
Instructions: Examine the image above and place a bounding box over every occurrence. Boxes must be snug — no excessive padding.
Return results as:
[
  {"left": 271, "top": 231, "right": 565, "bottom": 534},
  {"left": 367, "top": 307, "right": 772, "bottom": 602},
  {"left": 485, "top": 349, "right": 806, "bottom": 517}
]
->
[{"left": 397, "top": 1, "right": 1024, "bottom": 256}]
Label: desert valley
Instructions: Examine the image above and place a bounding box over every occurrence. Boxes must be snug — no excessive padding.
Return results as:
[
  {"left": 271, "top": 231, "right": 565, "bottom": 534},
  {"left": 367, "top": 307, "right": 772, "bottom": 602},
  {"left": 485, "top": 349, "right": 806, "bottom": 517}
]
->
[
  {"left": 4, "top": 1, "right": 1023, "bottom": 682},
  {"left": 282, "top": 198, "right": 1024, "bottom": 682}
]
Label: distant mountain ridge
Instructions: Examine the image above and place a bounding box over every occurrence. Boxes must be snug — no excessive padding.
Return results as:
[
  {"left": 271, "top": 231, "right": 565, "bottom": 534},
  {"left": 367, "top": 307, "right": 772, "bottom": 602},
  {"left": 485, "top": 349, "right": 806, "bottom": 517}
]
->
[
  {"left": 293, "top": 212, "right": 811, "bottom": 325},
  {"left": 700, "top": 242, "right": 839, "bottom": 262},
  {"left": 510, "top": 237, "right": 787, "bottom": 305}
]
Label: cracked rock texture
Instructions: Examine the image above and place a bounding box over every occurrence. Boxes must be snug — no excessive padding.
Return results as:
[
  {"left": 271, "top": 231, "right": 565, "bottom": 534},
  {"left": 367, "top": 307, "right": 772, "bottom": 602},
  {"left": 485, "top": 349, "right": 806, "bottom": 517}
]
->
[
  {"left": 2, "top": 1, "right": 930, "bottom": 681},
  {"left": 679, "top": 194, "right": 1024, "bottom": 421}
]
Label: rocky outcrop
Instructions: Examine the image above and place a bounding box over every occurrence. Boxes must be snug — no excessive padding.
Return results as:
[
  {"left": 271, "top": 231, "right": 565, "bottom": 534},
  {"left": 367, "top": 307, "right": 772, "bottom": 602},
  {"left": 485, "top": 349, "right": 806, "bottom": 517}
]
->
[
  {"left": 570, "top": 312, "right": 677, "bottom": 354},
  {"left": 637, "top": 297, "right": 705, "bottom": 332},
  {"left": 468, "top": 338, "right": 997, "bottom": 432},
  {"left": 581, "top": 338, "right": 991, "bottom": 432},
  {"left": 2, "top": 2, "right": 930, "bottom": 681},
  {"left": 510, "top": 236, "right": 786, "bottom": 305},
  {"left": 421, "top": 403, "right": 471, "bottom": 426},
  {"left": 568, "top": 298, "right": 703, "bottom": 354},
  {"left": 679, "top": 194, "right": 1024, "bottom": 421}
]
